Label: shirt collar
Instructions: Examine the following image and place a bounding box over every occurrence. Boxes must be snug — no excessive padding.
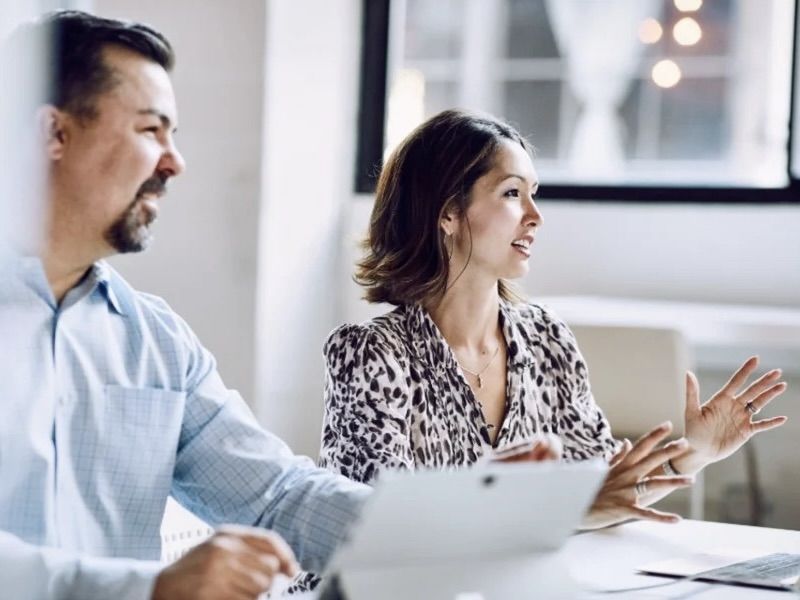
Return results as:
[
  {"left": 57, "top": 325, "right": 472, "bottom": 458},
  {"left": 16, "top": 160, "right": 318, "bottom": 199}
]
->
[
  {"left": 92, "top": 261, "right": 126, "bottom": 316},
  {"left": 404, "top": 299, "right": 537, "bottom": 375},
  {"left": 405, "top": 303, "right": 458, "bottom": 377},
  {"left": 497, "top": 299, "right": 537, "bottom": 367},
  {"left": 11, "top": 255, "right": 126, "bottom": 315}
]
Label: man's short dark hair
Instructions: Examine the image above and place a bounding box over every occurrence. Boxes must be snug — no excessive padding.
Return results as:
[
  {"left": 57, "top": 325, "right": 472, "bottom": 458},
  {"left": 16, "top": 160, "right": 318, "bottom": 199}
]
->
[{"left": 39, "top": 10, "right": 174, "bottom": 120}]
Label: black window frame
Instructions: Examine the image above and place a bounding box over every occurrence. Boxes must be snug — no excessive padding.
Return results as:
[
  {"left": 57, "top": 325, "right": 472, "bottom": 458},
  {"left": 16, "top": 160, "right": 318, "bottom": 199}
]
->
[{"left": 354, "top": 0, "right": 800, "bottom": 204}]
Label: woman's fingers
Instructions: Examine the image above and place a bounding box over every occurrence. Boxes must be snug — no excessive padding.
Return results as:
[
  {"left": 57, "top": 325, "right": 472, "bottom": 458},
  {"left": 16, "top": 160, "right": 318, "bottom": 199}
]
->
[
  {"left": 751, "top": 415, "right": 789, "bottom": 433},
  {"left": 737, "top": 369, "right": 783, "bottom": 405},
  {"left": 684, "top": 371, "right": 701, "bottom": 418},
  {"left": 719, "top": 356, "right": 759, "bottom": 396},
  {"left": 609, "top": 438, "right": 631, "bottom": 466},
  {"left": 637, "top": 475, "right": 695, "bottom": 495},
  {"left": 622, "top": 422, "right": 673, "bottom": 467},
  {"left": 629, "top": 504, "right": 682, "bottom": 524},
  {"left": 529, "top": 439, "right": 560, "bottom": 462},
  {"left": 746, "top": 382, "right": 788, "bottom": 415},
  {"left": 632, "top": 439, "right": 690, "bottom": 475}
]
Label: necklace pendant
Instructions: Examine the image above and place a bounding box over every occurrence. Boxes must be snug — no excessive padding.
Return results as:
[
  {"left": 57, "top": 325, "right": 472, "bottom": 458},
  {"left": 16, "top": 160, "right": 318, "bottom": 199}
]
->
[{"left": 477, "top": 374, "right": 483, "bottom": 388}]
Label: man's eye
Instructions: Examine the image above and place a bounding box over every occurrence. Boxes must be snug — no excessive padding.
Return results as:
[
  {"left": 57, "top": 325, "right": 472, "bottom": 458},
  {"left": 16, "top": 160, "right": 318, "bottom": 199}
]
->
[{"left": 144, "top": 126, "right": 160, "bottom": 134}]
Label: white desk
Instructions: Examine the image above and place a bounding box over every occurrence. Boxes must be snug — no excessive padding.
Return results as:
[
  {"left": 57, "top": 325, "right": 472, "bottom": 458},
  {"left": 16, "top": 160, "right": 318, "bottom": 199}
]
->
[
  {"left": 288, "top": 520, "right": 798, "bottom": 599},
  {"left": 567, "top": 519, "right": 800, "bottom": 598},
  {"left": 538, "top": 295, "right": 800, "bottom": 375}
]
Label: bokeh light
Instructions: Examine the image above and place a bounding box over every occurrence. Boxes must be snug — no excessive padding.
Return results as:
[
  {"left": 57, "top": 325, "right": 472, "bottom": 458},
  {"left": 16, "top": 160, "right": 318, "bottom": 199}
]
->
[
  {"left": 674, "top": 0, "right": 703, "bottom": 12},
  {"left": 673, "top": 17, "right": 702, "bottom": 46},
  {"left": 652, "top": 59, "right": 682, "bottom": 88},
  {"left": 639, "top": 18, "right": 663, "bottom": 44}
]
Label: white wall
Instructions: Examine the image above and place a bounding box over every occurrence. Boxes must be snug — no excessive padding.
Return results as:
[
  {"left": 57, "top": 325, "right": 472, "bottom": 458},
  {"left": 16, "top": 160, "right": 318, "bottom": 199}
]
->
[
  {"left": 93, "top": 0, "right": 364, "bottom": 458},
  {"left": 254, "top": 0, "right": 362, "bottom": 455},
  {"left": 101, "top": 0, "right": 266, "bottom": 403},
  {"left": 522, "top": 201, "right": 800, "bottom": 306}
]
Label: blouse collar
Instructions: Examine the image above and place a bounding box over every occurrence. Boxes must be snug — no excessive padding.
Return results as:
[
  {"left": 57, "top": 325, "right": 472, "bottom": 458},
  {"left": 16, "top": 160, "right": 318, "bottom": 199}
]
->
[{"left": 404, "top": 299, "right": 538, "bottom": 376}]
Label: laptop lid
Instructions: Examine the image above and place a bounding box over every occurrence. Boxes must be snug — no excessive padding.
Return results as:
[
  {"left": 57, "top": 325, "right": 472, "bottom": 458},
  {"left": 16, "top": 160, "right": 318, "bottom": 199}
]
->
[{"left": 327, "top": 458, "right": 607, "bottom": 572}]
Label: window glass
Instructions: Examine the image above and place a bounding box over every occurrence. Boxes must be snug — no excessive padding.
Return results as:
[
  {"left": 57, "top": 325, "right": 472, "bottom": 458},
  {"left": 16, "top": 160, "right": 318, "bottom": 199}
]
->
[{"left": 384, "top": 0, "right": 796, "bottom": 188}]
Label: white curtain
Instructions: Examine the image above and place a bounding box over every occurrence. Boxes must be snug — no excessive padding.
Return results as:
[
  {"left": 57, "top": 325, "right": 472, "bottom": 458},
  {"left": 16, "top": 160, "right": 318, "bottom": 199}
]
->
[{"left": 545, "top": 0, "right": 661, "bottom": 179}]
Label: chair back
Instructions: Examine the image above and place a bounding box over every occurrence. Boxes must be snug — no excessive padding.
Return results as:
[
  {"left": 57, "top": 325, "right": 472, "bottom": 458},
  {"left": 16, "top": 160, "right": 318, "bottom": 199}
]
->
[{"left": 569, "top": 324, "right": 691, "bottom": 438}]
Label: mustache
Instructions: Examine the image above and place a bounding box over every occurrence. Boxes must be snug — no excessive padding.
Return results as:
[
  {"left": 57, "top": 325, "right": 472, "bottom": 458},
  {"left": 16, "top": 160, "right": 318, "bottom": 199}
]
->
[{"left": 135, "top": 174, "right": 168, "bottom": 200}]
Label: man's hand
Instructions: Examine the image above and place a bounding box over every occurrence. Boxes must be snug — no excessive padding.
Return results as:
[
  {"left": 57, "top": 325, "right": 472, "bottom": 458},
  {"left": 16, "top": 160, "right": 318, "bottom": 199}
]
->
[{"left": 151, "top": 526, "right": 299, "bottom": 600}]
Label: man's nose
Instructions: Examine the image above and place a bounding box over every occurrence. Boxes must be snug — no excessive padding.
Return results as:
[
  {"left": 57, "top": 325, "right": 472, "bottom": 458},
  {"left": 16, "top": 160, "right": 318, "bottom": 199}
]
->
[{"left": 158, "top": 142, "right": 186, "bottom": 177}]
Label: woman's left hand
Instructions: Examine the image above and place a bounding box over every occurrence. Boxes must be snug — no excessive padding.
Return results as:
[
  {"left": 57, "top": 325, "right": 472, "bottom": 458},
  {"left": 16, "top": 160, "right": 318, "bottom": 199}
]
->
[
  {"left": 492, "top": 434, "right": 563, "bottom": 463},
  {"left": 682, "top": 356, "right": 788, "bottom": 472}
]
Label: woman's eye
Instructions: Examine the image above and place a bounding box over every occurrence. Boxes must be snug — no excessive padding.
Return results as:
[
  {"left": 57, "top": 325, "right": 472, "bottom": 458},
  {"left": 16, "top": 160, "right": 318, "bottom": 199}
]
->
[{"left": 504, "top": 189, "right": 520, "bottom": 198}]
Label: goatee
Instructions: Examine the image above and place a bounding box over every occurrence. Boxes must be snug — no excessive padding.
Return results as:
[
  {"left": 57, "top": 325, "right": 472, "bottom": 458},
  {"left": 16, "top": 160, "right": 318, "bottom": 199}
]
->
[{"left": 104, "top": 175, "right": 167, "bottom": 253}]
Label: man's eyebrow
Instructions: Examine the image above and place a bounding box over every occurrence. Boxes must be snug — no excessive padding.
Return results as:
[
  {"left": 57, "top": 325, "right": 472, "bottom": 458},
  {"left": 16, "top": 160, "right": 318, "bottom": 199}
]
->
[{"left": 137, "top": 108, "right": 178, "bottom": 132}]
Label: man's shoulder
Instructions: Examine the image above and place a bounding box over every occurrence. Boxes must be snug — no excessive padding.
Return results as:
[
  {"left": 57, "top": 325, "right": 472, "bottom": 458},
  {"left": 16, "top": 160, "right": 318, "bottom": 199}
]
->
[{"left": 102, "top": 263, "right": 196, "bottom": 341}]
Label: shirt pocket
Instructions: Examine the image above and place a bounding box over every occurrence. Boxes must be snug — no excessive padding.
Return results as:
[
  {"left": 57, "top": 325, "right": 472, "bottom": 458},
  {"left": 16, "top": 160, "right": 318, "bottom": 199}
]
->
[{"left": 100, "top": 385, "right": 186, "bottom": 496}]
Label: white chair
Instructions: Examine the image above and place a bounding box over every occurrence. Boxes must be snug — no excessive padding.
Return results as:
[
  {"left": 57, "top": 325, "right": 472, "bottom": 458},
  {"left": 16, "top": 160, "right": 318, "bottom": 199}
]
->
[{"left": 568, "top": 323, "right": 704, "bottom": 520}]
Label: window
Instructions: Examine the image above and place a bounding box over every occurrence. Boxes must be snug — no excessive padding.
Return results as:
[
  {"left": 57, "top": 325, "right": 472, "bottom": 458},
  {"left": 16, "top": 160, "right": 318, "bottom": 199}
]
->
[{"left": 355, "top": 0, "right": 800, "bottom": 201}]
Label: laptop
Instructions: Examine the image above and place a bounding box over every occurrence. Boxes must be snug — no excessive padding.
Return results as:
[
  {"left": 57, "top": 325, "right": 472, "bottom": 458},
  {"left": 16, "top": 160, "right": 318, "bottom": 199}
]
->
[
  {"left": 321, "top": 459, "right": 607, "bottom": 600},
  {"left": 639, "top": 551, "right": 800, "bottom": 591}
]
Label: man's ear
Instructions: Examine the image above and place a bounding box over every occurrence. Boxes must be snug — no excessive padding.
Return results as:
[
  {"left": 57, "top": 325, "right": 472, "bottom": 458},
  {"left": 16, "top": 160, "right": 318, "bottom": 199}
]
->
[{"left": 37, "top": 105, "right": 69, "bottom": 161}]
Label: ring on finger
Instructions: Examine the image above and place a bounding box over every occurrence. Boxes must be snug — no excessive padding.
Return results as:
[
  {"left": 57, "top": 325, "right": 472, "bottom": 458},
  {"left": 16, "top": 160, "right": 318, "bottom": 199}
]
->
[
  {"left": 635, "top": 480, "right": 648, "bottom": 497},
  {"left": 745, "top": 402, "right": 758, "bottom": 415}
]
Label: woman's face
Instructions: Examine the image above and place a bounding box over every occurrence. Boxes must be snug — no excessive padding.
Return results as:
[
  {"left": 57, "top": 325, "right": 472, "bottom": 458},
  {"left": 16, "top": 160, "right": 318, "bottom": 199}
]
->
[{"left": 446, "top": 139, "right": 543, "bottom": 283}]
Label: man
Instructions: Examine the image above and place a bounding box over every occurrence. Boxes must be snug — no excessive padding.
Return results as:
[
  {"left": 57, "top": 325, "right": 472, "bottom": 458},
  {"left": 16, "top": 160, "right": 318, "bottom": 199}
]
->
[{"left": 0, "top": 10, "right": 369, "bottom": 599}]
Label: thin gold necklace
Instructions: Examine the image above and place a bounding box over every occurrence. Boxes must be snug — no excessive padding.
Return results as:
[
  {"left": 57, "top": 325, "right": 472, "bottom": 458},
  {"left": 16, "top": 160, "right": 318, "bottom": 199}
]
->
[{"left": 456, "top": 345, "right": 500, "bottom": 388}]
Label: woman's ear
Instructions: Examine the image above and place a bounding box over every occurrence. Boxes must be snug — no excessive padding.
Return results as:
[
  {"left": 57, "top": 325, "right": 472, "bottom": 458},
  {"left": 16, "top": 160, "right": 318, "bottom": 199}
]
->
[
  {"left": 37, "top": 105, "right": 68, "bottom": 161},
  {"left": 440, "top": 208, "right": 458, "bottom": 237}
]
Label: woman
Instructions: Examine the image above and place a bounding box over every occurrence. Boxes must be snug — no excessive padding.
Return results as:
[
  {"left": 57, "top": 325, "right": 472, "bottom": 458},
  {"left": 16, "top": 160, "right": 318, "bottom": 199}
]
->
[{"left": 319, "top": 109, "right": 787, "bottom": 528}]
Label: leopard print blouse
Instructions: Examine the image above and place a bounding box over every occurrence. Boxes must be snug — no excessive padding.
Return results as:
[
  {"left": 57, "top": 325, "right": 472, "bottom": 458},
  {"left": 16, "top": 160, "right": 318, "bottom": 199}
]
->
[{"left": 319, "top": 300, "right": 619, "bottom": 484}]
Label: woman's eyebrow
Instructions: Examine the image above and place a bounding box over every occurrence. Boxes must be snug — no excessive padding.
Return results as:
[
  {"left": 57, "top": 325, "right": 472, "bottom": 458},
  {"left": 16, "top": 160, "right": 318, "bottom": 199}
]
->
[{"left": 493, "top": 173, "right": 539, "bottom": 190}]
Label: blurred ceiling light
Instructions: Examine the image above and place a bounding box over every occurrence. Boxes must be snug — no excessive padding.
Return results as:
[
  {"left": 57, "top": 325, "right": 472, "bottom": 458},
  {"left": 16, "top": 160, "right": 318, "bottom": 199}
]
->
[
  {"left": 673, "top": 17, "right": 702, "bottom": 46},
  {"left": 674, "top": 0, "right": 703, "bottom": 11},
  {"left": 385, "top": 68, "right": 426, "bottom": 161},
  {"left": 638, "top": 18, "right": 663, "bottom": 44},
  {"left": 652, "top": 59, "right": 682, "bottom": 88}
]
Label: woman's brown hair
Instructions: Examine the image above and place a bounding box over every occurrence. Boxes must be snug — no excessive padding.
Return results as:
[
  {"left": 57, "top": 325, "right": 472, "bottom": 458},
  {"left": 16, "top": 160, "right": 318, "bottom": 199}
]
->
[{"left": 356, "top": 109, "right": 532, "bottom": 306}]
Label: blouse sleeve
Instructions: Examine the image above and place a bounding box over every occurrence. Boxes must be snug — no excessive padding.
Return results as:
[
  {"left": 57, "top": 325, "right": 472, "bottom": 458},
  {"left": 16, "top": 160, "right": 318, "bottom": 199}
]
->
[
  {"left": 318, "top": 324, "right": 414, "bottom": 484},
  {"left": 540, "top": 307, "right": 621, "bottom": 462}
]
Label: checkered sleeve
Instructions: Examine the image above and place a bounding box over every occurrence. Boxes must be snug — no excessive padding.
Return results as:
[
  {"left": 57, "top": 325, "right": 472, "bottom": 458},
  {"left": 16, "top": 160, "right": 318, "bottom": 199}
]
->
[{"left": 171, "top": 353, "right": 371, "bottom": 574}]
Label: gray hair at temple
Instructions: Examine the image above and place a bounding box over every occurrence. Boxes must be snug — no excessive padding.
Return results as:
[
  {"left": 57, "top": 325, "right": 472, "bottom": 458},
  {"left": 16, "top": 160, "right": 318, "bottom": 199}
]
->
[{"left": 3, "top": 10, "right": 174, "bottom": 122}]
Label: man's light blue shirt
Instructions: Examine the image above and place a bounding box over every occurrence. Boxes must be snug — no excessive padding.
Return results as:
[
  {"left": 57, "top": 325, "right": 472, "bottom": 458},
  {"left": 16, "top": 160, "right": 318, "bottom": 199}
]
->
[{"left": 0, "top": 257, "right": 370, "bottom": 598}]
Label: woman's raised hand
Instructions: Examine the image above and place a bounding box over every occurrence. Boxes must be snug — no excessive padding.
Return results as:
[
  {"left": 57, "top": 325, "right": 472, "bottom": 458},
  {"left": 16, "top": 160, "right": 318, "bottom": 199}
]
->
[
  {"left": 680, "top": 356, "right": 788, "bottom": 472},
  {"left": 582, "top": 421, "right": 694, "bottom": 530}
]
